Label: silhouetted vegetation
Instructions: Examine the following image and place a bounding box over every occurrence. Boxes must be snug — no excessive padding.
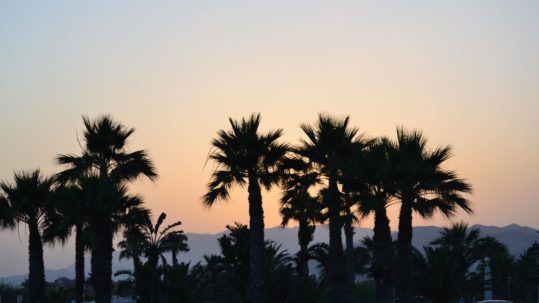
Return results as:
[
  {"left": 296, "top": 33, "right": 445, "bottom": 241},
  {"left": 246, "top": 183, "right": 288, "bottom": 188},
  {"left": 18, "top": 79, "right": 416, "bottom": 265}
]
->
[{"left": 0, "top": 113, "right": 537, "bottom": 303}]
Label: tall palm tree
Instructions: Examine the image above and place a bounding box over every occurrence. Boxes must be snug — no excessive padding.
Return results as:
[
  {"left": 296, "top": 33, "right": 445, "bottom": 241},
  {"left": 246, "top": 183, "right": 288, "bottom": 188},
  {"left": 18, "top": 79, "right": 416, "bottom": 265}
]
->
[
  {"left": 119, "top": 212, "right": 188, "bottom": 303},
  {"left": 56, "top": 115, "right": 157, "bottom": 303},
  {"left": 298, "top": 114, "right": 368, "bottom": 303},
  {"left": 280, "top": 156, "right": 322, "bottom": 278},
  {"left": 43, "top": 177, "right": 96, "bottom": 303},
  {"left": 390, "top": 127, "right": 473, "bottom": 303},
  {"left": 202, "top": 113, "right": 288, "bottom": 303},
  {"left": 355, "top": 138, "right": 396, "bottom": 303},
  {"left": 0, "top": 170, "right": 54, "bottom": 303}
]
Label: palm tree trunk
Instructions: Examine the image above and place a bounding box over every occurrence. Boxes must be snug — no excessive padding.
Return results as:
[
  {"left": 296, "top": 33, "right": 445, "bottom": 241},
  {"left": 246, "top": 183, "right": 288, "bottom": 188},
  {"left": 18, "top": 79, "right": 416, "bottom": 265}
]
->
[
  {"left": 75, "top": 223, "right": 85, "bottom": 303},
  {"left": 91, "top": 213, "right": 113, "bottom": 303},
  {"left": 326, "top": 178, "right": 348, "bottom": 303},
  {"left": 28, "top": 220, "right": 46, "bottom": 303},
  {"left": 132, "top": 256, "right": 142, "bottom": 299},
  {"left": 247, "top": 174, "right": 267, "bottom": 303},
  {"left": 297, "top": 219, "right": 311, "bottom": 278},
  {"left": 373, "top": 206, "right": 394, "bottom": 303},
  {"left": 148, "top": 255, "right": 159, "bottom": 303},
  {"left": 344, "top": 218, "right": 355, "bottom": 287},
  {"left": 91, "top": 165, "right": 114, "bottom": 303},
  {"left": 172, "top": 250, "right": 178, "bottom": 266},
  {"left": 396, "top": 199, "right": 413, "bottom": 303}
]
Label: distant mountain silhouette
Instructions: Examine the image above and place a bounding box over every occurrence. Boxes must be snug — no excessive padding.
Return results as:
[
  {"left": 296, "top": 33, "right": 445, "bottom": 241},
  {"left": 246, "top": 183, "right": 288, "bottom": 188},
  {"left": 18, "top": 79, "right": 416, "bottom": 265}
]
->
[{"left": 1, "top": 224, "right": 537, "bottom": 286}]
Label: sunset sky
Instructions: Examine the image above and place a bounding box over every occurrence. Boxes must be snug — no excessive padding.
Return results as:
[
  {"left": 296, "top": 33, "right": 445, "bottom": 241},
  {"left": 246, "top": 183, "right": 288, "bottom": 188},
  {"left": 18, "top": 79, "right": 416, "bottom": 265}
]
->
[{"left": 0, "top": 1, "right": 538, "bottom": 275}]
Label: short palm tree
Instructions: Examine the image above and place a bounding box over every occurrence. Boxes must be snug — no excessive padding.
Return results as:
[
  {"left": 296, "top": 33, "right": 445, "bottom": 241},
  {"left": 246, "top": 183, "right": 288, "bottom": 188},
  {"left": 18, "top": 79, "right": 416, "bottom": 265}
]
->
[
  {"left": 119, "top": 212, "right": 188, "bottom": 303},
  {"left": 298, "top": 114, "right": 368, "bottom": 303},
  {"left": 429, "top": 222, "right": 481, "bottom": 299},
  {"left": 56, "top": 115, "right": 157, "bottom": 303},
  {"left": 280, "top": 155, "right": 322, "bottom": 278},
  {"left": 511, "top": 242, "right": 539, "bottom": 301},
  {"left": 390, "top": 127, "right": 473, "bottom": 303},
  {"left": 475, "top": 236, "right": 514, "bottom": 299},
  {"left": 0, "top": 170, "right": 54, "bottom": 303},
  {"left": 413, "top": 246, "right": 477, "bottom": 303},
  {"left": 430, "top": 222, "right": 480, "bottom": 260},
  {"left": 203, "top": 113, "right": 288, "bottom": 303}
]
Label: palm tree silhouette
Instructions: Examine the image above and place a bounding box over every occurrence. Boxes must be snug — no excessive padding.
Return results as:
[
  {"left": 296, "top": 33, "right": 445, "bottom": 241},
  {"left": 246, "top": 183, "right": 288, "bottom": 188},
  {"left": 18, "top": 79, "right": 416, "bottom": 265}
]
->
[
  {"left": 298, "top": 114, "right": 368, "bottom": 303},
  {"left": 340, "top": 139, "right": 371, "bottom": 296},
  {"left": 117, "top": 204, "right": 151, "bottom": 286},
  {"left": 0, "top": 170, "right": 54, "bottom": 303},
  {"left": 355, "top": 138, "right": 396, "bottom": 303},
  {"left": 390, "top": 127, "right": 472, "bottom": 303},
  {"left": 43, "top": 177, "right": 99, "bottom": 303},
  {"left": 203, "top": 113, "right": 288, "bottom": 303},
  {"left": 279, "top": 155, "right": 322, "bottom": 278},
  {"left": 430, "top": 222, "right": 480, "bottom": 257},
  {"left": 475, "top": 236, "right": 514, "bottom": 299},
  {"left": 413, "top": 245, "right": 475, "bottom": 303},
  {"left": 56, "top": 115, "right": 157, "bottom": 303},
  {"left": 119, "top": 211, "right": 188, "bottom": 303},
  {"left": 429, "top": 222, "right": 482, "bottom": 300},
  {"left": 340, "top": 189, "right": 362, "bottom": 297}
]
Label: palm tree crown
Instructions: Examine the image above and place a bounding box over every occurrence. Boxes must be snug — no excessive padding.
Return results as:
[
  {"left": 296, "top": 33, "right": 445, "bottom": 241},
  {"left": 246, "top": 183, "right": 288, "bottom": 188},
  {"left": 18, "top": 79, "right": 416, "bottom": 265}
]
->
[
  {"left": 202, "top": 113, "right": 288, "bottom": 205},
  {"left": 279, "top": 156, "right": 321, "bottom": 228},
  {"left": 390, "top": 127, "right": 473, "bottom": 218},
  {"left": 280, "top": 156, "right": 322, "bottom": 277},
  {"left": 121, "top": 212, "right": 189, "bottom": 264},
  {"left": 0, "top": 170, "right": 54, "bottom": 227},
  {"left": 56, "top": 115, "right": 157, "bottom": 184}
]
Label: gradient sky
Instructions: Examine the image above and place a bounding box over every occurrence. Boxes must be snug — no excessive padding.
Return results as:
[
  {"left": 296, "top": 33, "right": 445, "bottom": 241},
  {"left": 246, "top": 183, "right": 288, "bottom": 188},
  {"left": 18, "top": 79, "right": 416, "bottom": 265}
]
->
[{"left": 0, "top": 1, "right": 538, "bottom": 276}]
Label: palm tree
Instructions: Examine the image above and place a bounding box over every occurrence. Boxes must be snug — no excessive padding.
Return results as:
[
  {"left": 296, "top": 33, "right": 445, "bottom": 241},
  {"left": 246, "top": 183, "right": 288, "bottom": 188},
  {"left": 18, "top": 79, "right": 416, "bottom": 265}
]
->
[
  {"left": 390, "top": 127, "right": 473, "bottom": 303},
  {"left": 212, "top": 223, "right": 305, "bottom": 303},
  {"left": 475, "top": 236, "right": 514, "bottom": 299},
  {"left": 511, "top": 242, "right": 539, "bottom": 301},
  {"left": 355, "top": 138, "right": 395, "bottom": 303},
  {"left": 218, "top": 223, "right": 253, "bottom": 300},
  {"left": 429, "top": 222, "right": 482, "bottom": 300},
  {"left": 280, "top": 156, "right": 322, "bottom": 278},
  {"left": 413, "top": 245, "right": 478, "bottom": 303},
  {"left": 43, "top": 178, "right": 96, "bottom": 303},
  {"left": 56, "top": 115, "right": 157, "bottom": 303},
  {"left": 298, "top": 114, "right": 368, "bottom": 303},
  {"left": 202, "top": 113, "right": 288, "bottom": 303},
  {"left": 0, "top": 170, "right": 54, "bottom": 303},
  {"left": 118, "top": 212, "right": 188, "bottom": 303},
  {"left": 430, "top": 222, "right": 480, "bottom": 260}
]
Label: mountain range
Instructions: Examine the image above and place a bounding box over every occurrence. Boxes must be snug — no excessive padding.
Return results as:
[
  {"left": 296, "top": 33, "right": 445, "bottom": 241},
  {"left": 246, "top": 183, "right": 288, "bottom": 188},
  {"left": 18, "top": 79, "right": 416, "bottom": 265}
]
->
[{"left": 1, "top": 224, "right": 537, "bottom": 286}]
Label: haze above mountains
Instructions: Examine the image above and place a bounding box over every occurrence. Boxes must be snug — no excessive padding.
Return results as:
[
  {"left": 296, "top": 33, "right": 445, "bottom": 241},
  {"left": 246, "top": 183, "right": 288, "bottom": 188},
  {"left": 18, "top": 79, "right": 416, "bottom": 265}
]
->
[{"left": 1, "top": 223, "right": 538, "bottom": 286}]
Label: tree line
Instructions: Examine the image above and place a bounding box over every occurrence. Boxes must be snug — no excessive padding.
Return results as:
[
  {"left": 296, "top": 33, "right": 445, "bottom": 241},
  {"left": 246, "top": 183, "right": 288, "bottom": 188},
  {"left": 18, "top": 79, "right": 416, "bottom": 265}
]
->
[
  {"left": 0, "top": 113, "right": 537, "bottom": 303},
  {"left": 203, "top": 113, "right": 471, "bottom": 303}
]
